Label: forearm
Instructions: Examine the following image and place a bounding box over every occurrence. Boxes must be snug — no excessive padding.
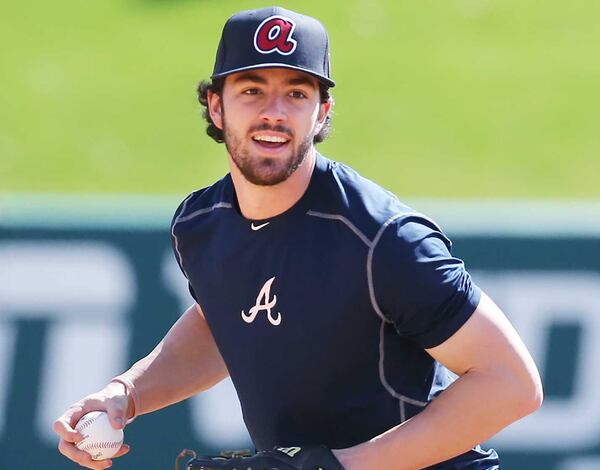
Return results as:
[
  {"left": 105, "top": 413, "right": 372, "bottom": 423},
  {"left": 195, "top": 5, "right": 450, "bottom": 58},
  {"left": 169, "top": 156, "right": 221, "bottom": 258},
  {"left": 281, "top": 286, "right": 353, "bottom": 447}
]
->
[
  {"left": 115, "top": 305, "right": 229, "bottom": 418},
  {"left": 338, "top": 367, "right": 539, "bottom": 469},
  {"left": 336, "top": 295, "right": 543, "bottom": 469}
]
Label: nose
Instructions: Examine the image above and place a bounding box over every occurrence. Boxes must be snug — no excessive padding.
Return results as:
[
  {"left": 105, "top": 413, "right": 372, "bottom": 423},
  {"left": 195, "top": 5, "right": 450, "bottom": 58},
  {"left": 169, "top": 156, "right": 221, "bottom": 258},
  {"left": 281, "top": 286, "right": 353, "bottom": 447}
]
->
[{"left": 259, "top": 94, "right": 287, "bottom": 123}]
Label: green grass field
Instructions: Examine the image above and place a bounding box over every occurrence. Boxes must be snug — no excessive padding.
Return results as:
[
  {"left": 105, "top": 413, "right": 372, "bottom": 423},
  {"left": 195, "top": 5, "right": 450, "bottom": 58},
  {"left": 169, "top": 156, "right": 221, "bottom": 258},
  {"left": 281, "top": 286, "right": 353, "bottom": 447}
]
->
[{"left": 1, "top": 0, "right": 599, "bottom": 198}]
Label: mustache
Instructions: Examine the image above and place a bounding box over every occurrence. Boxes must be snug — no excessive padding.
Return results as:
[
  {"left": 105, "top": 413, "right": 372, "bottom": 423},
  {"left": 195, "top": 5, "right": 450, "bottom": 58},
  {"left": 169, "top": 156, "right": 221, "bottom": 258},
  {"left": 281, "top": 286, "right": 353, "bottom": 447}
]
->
[{"left": 249, "top": 123, "right": 293, "bottom": 138}]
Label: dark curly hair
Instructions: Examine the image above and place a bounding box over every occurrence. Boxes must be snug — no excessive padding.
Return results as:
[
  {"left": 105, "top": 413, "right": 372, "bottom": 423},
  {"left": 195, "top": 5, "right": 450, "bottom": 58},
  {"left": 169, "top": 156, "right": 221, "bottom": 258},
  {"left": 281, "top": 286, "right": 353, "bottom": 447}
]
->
[{"left": 197, "top": 77, "right": 333, "bottom": 144}]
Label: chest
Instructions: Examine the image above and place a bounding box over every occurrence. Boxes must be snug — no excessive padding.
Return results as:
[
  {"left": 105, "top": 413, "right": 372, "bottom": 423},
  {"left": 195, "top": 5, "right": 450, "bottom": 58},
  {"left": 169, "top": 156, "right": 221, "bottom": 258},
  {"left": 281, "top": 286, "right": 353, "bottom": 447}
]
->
[{"left": 182, "top": 216, "right": 380, "bottom": 376}]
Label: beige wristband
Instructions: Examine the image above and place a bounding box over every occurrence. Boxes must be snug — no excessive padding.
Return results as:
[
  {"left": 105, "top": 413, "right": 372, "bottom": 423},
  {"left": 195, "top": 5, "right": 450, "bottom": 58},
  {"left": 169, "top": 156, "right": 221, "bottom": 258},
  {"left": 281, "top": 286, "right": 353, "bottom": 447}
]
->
[{"left": 111, "top": 376, "right": 140, "bottom": 424}]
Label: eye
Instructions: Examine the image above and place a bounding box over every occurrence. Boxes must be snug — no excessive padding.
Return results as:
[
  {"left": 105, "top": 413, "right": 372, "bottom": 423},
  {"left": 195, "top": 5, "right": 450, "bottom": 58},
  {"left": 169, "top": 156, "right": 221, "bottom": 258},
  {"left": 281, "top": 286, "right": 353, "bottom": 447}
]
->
[
  {"left": 290, "top": 90, "right": 307, "bottom": 99},
  {"left": 243, "top": 88, "right": 260, "bottom": 95}
]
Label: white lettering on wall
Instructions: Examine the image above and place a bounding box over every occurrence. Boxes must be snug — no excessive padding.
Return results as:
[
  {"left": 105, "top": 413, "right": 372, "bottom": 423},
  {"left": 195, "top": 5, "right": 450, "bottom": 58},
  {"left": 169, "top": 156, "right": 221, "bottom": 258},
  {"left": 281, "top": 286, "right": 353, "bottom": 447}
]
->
[
  {"left": 0, "top": 242, "right": 135, "bottom": 443},
  {"left": 477, "top": 272, "right": 600, "bottom": 451}
]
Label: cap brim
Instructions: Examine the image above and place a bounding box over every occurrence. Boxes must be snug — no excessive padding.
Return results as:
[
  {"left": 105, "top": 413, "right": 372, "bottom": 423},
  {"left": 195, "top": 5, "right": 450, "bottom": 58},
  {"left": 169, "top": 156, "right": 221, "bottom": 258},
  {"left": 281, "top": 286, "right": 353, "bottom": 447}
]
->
[{"left": 211, "top": 63, "right": 335, "bottom": 88}]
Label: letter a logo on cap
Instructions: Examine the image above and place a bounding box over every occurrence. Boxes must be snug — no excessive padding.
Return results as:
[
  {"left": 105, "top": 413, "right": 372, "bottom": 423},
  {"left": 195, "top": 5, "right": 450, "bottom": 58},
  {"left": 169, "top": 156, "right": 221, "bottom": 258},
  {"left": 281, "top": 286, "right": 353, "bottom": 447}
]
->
[{"left": 254, "top": 15, "right": 298, "bottom": 55}]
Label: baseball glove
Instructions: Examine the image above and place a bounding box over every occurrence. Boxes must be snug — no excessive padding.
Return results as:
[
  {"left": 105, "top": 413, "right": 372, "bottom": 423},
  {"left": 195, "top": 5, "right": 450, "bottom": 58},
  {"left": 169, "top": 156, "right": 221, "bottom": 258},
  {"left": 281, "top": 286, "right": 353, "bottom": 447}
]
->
[{"left": 176, "top": 445, "right": 345, "bottom": 470}]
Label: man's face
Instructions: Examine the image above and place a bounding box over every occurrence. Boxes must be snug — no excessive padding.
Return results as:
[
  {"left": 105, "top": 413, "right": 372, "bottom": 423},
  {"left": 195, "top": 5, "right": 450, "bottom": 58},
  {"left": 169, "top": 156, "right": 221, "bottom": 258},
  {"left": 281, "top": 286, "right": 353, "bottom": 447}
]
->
[{"left": 208, "top": 68, "right": 330, "bottom": 186}]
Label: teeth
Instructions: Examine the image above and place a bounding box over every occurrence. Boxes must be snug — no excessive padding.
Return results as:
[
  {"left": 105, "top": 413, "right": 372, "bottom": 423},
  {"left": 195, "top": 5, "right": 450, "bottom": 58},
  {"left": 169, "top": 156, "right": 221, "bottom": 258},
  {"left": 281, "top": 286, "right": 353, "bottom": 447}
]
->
[{"left": 253, "top": 135, "right": 288, "bottom": 143}]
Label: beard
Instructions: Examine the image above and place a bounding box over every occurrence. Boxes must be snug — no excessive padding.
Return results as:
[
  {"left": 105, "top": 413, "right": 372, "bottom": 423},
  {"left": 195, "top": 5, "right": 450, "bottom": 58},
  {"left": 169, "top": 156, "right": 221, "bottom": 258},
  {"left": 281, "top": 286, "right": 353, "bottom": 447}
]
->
[{"left": 222, "top": 110, "right": 315, "bottom": 186}]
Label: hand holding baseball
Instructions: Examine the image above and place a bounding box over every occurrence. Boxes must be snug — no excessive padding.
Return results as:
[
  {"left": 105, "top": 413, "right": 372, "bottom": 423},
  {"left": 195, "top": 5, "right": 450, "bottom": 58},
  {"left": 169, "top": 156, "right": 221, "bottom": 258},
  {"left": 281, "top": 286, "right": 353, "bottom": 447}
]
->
[
  {"left": 53, "top": 381, "right": 131, "bottom": 469},
  {"left": 75, "top": 411, "right": 124, "bottom": 461}
]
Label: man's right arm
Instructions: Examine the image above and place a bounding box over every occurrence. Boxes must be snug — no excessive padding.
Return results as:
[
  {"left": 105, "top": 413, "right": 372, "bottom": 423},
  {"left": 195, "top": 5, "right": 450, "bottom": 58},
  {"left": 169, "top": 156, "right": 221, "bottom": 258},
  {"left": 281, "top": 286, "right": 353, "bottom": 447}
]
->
[
  {"left": 53, "top": 303, "right": 228, "bottom": 469},
  {"left": 120, "top": 302, "right": 229, "bottom": 417}
]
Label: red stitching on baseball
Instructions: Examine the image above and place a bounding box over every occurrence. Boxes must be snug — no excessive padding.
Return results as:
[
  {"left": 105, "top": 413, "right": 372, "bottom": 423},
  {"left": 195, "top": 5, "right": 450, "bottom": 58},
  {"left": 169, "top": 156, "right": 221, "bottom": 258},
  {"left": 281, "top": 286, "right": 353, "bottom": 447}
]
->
[
  {"left": 76, "top": 415, "right": 98, "bottom": 432},
  {"left": 80, "top": 441, "right": 121, "bottom": 450}
]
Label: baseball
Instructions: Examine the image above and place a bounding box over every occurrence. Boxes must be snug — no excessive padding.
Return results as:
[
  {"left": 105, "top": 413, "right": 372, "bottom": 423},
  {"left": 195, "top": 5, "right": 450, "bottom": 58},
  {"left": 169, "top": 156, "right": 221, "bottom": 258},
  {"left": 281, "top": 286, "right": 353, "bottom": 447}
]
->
[{"left": 75, "top": 411, "right": 124, "bottom": 461}]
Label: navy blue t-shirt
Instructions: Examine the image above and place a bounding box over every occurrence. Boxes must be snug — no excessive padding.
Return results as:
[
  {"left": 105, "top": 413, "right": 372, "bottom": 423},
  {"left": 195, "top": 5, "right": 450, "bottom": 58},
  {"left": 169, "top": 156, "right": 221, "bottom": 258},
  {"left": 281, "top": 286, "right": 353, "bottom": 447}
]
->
[{"left": 171, "top": 154, "right": 499, "bottom": 469}]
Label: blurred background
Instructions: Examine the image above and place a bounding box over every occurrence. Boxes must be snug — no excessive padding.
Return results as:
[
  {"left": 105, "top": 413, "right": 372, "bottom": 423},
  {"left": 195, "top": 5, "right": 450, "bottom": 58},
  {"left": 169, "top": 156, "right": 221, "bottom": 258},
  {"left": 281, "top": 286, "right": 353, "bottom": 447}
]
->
[{"left": 1, "top": 0, "right": 599, "bottom": 468}]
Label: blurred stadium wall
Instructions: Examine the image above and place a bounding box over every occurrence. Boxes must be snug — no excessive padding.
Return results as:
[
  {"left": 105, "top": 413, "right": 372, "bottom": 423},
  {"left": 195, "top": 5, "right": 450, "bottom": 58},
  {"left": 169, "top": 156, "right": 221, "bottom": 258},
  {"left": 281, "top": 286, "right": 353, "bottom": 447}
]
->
[
  {"left": 2, "top": 198, "right": 600, "bottom": 469},
  {"left": 1, "top": 0, "right": 600, "bottom": 468}
]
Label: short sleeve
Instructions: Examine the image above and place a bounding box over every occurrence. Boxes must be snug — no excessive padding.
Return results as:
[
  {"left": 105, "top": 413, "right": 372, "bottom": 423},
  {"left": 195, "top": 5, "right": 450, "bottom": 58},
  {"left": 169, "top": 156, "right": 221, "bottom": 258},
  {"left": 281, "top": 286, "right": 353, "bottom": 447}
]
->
[{"left": 370, "top": 214, "right": 481, "bottom": 349}]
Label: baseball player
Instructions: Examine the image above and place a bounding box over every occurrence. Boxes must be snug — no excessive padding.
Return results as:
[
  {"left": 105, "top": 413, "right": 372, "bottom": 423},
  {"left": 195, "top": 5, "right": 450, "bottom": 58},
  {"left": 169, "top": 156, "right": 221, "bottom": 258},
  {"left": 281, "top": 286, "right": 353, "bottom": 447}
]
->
[{"left": 54, "top": 7, "right": 543, "bottom": 469}]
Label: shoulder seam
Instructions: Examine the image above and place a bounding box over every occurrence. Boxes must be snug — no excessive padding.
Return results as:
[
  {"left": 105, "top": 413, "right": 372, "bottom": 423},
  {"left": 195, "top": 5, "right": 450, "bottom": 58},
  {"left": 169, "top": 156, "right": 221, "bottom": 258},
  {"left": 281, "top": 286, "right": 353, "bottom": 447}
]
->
[
  {"left": 306, "top": 210, "right": 371, "bottom": 247},
  {"left": 171, "top": 193, "right": 196, "bottom": 274},
  {"left": 368, "top": 213, "right": 431, "bottom": 416},
  {"left": 177, "top": 202, "right": 233, "bottom": 224},
  {"left": 171, "top": 199, "right": 233, "bottom": 276},
  {"left": 367, "top": 213, "right": 404, "bottom": 322},
  {"left": 305, "top": 209, "right": 431, "bottom": 411}
]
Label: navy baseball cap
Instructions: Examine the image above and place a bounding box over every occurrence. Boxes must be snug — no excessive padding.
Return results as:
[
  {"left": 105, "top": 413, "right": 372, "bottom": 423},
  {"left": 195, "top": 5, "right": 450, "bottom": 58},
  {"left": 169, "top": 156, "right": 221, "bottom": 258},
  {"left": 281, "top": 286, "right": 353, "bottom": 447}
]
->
[{"left": 211, "top": 6, "right": 335, "bottom": 88}]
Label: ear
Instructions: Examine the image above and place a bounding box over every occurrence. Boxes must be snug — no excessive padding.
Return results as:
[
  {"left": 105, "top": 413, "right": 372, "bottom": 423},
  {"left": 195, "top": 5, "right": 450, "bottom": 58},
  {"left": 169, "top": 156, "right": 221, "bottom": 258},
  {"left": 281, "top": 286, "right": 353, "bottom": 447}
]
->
[
  {"left": 315, "top": 99, "right": 332, "bottom": 132},
  {"left": 207, "top": 90, "right": 224, "bottom": 130}
]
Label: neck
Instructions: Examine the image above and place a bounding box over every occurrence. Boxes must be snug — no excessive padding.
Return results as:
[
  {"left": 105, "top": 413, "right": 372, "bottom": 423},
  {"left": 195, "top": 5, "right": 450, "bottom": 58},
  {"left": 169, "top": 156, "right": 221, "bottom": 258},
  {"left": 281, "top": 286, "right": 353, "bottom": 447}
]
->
[{"left": 229, "top": 149, "right": 317, "bottom": 220}]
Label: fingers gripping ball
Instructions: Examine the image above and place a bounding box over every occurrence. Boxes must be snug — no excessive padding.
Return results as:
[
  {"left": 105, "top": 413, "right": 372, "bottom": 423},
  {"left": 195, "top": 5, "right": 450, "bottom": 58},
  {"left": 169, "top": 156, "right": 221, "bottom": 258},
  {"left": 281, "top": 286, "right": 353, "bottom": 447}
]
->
[{"left": 75, "top": 411, "right": 124, "bottom": 461}]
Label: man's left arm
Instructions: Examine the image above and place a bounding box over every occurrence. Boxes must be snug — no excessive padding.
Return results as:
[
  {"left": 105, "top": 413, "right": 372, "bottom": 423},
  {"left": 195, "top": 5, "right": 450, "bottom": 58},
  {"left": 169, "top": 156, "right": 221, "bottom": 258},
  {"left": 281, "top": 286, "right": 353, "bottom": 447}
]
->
[{"left": 333, "top": 292, "right": 543, "bottom": 470}]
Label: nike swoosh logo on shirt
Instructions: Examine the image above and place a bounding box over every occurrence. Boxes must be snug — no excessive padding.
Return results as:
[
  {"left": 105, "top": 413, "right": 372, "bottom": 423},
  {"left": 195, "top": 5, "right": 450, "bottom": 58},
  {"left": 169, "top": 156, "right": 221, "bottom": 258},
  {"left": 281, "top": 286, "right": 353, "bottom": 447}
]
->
[{"left": 251, "top": 222, "right": 270, "bottom": 231}]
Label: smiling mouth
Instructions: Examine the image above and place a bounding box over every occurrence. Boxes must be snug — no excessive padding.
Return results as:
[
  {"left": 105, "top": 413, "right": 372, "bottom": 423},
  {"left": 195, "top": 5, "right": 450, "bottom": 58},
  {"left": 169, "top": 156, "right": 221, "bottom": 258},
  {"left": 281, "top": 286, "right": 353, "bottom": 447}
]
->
[{"left": 252, "top": 134, "right": 291, "bottom": 149}]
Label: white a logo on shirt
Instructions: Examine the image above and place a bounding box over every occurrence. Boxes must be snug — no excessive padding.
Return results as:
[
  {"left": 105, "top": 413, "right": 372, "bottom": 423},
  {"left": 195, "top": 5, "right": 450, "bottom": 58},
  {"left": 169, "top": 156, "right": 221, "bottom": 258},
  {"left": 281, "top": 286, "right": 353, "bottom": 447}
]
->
[{"left": 241, "top": 276, "right": 282, "bottom": 326}]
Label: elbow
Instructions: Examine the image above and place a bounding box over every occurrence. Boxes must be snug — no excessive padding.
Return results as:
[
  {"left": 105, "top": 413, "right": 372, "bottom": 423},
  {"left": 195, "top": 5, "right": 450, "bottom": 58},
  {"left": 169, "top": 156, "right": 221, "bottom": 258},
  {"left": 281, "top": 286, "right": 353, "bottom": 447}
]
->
[
  {"left": 526, "top": 374, "right": 544, "bottom": 414},
  {"left": 513, "top": 368, "right": 544, "bottom": 420},
  {"left": 486, "top": 362, "right": 544, "bottom": 424}
]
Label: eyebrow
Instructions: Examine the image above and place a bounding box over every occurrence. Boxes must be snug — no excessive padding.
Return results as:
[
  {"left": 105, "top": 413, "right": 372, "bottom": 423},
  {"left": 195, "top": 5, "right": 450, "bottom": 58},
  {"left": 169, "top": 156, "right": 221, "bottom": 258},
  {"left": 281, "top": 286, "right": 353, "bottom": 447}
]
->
[
  {"left": 288, "top": 76, "right": 318, "bottom": 88},
  {"left": 232, "top": 72, "right": 268, "bottom": 84},
  {"left": 232, "top": 72, "right": 317, "bottom": 88}
]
